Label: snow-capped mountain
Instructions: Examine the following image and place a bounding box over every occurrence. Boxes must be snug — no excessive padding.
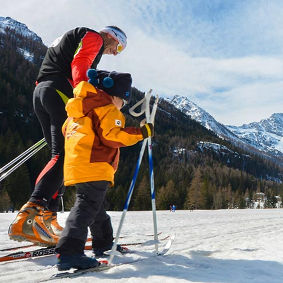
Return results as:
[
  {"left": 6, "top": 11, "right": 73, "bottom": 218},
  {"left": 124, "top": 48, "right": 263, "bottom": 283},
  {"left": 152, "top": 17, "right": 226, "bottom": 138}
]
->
[
  {"left": 169, "top": 95, "right": 283, "bottom": 160},
  {"left": 227, "top": 114, "right": 283, "bottom": 158},
  {"left": 0, "top": 17, "right": 46, "bottom": 64},
  {"left": 169, "top": 95, "right": 242, "bottom": 142},
  {"left": 0, "top": 16, "right": 42, "bottom": 42}
]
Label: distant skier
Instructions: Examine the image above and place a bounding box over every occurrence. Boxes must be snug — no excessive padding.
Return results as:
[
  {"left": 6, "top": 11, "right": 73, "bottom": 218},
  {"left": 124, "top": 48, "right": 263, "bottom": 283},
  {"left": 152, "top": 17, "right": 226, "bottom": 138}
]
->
[
  {"left": 8, "top": 26, "right": 127, "bottom": 246},
  {"left": 172, "top": 204, "right": 176, "bottom": 212},
  {"left": 55, "top": 69, "right": 154, "bottom": 270}
]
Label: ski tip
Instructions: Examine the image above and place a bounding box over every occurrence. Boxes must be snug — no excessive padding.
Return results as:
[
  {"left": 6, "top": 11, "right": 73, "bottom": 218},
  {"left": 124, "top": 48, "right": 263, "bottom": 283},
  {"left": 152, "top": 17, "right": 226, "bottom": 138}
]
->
[
  {"left": 157, "top": 234, "right": 175, "bottom": 256},
  {"left": 99, "top": 259, "right": 109, "bottom": 265}
]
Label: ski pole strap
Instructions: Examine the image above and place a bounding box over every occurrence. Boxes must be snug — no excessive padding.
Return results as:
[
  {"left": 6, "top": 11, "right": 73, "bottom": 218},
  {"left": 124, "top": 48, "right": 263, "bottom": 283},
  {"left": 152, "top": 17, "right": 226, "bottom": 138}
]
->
[{"left": 129, "top": 89, "right": 152, "bottom": 117}]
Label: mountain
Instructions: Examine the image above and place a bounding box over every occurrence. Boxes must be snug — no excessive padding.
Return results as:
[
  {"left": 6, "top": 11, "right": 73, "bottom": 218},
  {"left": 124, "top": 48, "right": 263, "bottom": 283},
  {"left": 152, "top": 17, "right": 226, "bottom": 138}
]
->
[
  {"left": 169, "top": 95, "right": 283, "bottom": 163},
  {"left": 0, "top": 16, "right": 45, "bottom": 64},
  {"left": 0, "top": 16, "right": 42, "bottom": 43},
  {"left": 169, "top": 95, "right": 240, "bottom": 140},
  {"left": 227, "top": 113, "right": 283, "bottom": 159},
  {"left": 0, "top": 15, "right": 47, "bottom": 130}
]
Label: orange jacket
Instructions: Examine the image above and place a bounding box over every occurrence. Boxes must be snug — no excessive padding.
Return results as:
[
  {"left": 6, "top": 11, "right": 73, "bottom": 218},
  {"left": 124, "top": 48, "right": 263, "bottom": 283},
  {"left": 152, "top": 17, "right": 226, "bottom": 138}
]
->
[{"left": 62, "top": 81, "right": 144, "bottom": 186}]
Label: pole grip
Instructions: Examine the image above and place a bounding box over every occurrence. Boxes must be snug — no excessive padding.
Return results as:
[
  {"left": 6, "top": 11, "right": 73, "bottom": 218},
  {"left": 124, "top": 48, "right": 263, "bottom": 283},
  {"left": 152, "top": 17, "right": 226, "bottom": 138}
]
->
[{"left": 129, "top": 89, "right": 152, "bottom": 117}]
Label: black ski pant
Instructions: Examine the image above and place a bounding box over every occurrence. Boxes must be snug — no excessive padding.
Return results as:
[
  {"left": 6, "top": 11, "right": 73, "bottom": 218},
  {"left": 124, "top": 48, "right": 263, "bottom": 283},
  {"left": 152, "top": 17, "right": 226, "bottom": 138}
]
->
[
  {"left": 55, "top": 181, "right": 114, "bottom": 255},
  {"left": 30, "top": 75, "right": 72, "bottom": 212}
]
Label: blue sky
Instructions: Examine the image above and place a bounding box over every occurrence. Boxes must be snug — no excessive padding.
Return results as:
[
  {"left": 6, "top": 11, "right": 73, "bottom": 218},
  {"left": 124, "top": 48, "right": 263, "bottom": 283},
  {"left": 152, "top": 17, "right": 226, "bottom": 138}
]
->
[{"left": 1, "top": 0, "right": 283, "bottom": 125}]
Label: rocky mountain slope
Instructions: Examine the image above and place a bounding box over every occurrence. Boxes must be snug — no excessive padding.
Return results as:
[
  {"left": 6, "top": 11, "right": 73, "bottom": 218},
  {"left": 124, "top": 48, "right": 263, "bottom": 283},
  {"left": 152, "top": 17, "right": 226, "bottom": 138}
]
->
[{"left": 169, "top": 95, "right": 283, "bottom": 162}]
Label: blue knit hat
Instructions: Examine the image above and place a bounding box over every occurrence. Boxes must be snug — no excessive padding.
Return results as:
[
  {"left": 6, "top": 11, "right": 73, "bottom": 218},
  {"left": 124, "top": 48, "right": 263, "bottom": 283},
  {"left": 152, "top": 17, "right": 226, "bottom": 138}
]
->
[{"left": 87, "top": 69, "right": 132, "bottom": 102}]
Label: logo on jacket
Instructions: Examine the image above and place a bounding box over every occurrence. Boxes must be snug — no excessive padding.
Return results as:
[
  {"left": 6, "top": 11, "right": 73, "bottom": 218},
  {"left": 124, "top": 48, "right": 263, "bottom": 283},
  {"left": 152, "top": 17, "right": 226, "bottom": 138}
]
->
[
  {"left": 66, "top": 122, "right": 80, "bottom": 139},
  {"left": 115, "top": 119, "right": 122, "bottom": 126}
]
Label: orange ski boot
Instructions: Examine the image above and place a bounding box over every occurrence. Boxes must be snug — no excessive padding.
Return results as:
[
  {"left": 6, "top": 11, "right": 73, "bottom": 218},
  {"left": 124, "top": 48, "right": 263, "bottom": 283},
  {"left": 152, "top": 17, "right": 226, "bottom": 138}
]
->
[
  {"left": 8, "top": 202, "right": 59, "bottom": 247},
  {"left": 43, "top": 211, "right": 64, "bottom": 236}
]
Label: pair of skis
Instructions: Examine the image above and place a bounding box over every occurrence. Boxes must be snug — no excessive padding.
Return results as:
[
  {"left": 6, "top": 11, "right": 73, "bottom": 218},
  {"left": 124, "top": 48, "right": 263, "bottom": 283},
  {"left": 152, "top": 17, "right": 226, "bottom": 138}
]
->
[
  {"left": 47, "top": 234, "right": 175, "bottom": 281},
  {"left": 1, "top": 234, "right": 175, "bottom": 281},
  {"left": 0, "top": 233, "right": 167, "bottom": 263}
]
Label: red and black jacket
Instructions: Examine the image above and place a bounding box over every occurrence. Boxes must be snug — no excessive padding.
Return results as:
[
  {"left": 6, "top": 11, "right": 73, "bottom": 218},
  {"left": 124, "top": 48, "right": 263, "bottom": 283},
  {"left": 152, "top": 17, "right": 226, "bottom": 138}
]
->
[{"left": 37, "top": 27, "right": 104, "bottom": 93}]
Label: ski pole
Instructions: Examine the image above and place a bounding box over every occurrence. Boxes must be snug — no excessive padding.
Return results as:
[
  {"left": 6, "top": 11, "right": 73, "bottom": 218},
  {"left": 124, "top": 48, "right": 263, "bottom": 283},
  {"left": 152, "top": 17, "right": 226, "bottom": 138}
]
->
[
  {"left": 0, "top": 138, "right": 46, "bottom": 175},
  {"left": 145, "top": 94, "right": 159, "bottom": 254},
  {"left": 0, "top": 140, "right": 47, "bottom": 182},
  {"left": 108, "top": 139, "right": 148, "bottom": 265},
  {"left": 60, "top": 196, "right": 64, "bottom": 213},
  {"left": 109, "top": 90, "right": 153, "bottom": 265}
]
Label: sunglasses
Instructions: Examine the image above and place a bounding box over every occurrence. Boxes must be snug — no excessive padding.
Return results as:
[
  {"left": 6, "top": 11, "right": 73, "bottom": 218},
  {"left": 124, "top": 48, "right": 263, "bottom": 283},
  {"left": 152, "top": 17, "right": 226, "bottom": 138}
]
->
[{"left": 117, "top": 42, "right": 124, "bottom": 53}]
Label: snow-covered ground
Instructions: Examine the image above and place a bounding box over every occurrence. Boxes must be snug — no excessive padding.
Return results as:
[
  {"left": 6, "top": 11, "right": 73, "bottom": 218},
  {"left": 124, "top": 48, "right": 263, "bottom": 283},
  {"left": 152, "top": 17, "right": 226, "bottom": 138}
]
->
[{"left": 1, "top": 209, "right": 283, "bottom": 283}]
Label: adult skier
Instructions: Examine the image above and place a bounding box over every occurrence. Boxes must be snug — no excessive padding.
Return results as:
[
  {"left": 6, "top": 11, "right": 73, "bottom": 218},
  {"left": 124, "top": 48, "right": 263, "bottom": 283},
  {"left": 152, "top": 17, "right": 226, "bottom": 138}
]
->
[{"left": 8, "top": 26, "right": 127, "bottom": 246}]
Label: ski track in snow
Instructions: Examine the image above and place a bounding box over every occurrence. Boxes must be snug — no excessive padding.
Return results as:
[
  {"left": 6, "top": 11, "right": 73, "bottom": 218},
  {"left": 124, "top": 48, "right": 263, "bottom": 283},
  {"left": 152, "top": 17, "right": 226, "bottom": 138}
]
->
[{"left": 1, "top": 209, "right": 283, "bottom": 283}]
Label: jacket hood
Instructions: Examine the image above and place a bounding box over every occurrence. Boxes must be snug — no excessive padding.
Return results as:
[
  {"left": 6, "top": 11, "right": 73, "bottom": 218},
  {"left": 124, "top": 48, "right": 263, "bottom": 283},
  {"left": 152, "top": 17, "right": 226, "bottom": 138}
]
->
[{"left": 66, "top": 81, "right": 113, "bottom": 118}]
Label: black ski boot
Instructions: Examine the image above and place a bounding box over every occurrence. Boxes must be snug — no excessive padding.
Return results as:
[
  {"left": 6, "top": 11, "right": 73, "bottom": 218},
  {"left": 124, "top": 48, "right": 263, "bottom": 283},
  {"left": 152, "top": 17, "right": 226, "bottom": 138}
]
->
[{"left": 57, "top": 253, "right": 99, "bottom": 271}]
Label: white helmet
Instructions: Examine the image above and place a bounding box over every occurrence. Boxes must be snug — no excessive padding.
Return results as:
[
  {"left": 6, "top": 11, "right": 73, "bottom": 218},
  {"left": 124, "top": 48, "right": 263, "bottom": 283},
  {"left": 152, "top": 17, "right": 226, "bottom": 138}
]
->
[{"left": 100, "top": 26, "right": 127, "bottom": 52}]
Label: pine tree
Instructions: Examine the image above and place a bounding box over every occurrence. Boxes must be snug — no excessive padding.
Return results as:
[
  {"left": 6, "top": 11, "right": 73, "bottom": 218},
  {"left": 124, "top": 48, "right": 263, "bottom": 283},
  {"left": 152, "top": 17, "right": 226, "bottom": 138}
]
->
[
  {"left": 185, "top": 168, "right": 203, "bottom": 209},
  {"left": 132, "top": 175, "right": 151, "bottom": 210},
  {"left": 156, "top": 179, "right": 178, "bottom": 210},
  {"left": 5, "top": 165, "right": 31, "bottom": 209},
  {"left": 213, "top": 188, "right": 223, "bottom": 209},
  {"left": 0, "top": 189, "right": 11, "bottom": 212}
]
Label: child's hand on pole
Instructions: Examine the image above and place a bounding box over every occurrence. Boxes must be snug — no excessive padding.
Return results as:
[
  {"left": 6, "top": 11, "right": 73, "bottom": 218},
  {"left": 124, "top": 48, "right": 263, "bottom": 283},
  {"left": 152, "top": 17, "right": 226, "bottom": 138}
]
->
[{"left": 140, "top": 123, "right": 154, "bottom": 138}]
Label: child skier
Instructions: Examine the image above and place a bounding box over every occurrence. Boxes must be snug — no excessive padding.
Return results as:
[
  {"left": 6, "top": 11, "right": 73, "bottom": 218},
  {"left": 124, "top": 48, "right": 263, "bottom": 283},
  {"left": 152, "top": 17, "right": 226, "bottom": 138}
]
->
[{"left": 55, "top": 69, "right": 154, "bottom": 270}]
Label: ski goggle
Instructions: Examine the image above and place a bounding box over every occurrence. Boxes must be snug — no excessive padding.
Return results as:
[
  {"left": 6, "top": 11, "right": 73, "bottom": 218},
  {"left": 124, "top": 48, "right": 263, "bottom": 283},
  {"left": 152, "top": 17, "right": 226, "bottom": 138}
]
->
[{"left": 117, "top": 43, "right": 124, "bottom": 53}]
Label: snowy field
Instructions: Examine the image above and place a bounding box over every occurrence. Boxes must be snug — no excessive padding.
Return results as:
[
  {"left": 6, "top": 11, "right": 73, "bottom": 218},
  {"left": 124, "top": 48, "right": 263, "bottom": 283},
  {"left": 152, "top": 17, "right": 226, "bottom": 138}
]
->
[{"left": 1, "top": 209, "right": 283, "bottom": 283}]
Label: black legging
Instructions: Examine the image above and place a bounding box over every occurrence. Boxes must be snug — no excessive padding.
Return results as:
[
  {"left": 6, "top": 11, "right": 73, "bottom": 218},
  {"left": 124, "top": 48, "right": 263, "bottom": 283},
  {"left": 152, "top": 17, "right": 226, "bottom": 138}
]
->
[
  {"left": 30, "top": 76, "right": 72, "bottom": 211},
  {"left": 55, "top": 181, "right": 113, "bottom": 255}
]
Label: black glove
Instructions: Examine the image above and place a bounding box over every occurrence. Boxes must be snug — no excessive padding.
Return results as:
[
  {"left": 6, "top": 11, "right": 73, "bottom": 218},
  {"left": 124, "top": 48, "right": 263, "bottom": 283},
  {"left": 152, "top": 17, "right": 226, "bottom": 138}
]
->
[{"left": 140, "top": 123, "right": 154, "bottom": 138}]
